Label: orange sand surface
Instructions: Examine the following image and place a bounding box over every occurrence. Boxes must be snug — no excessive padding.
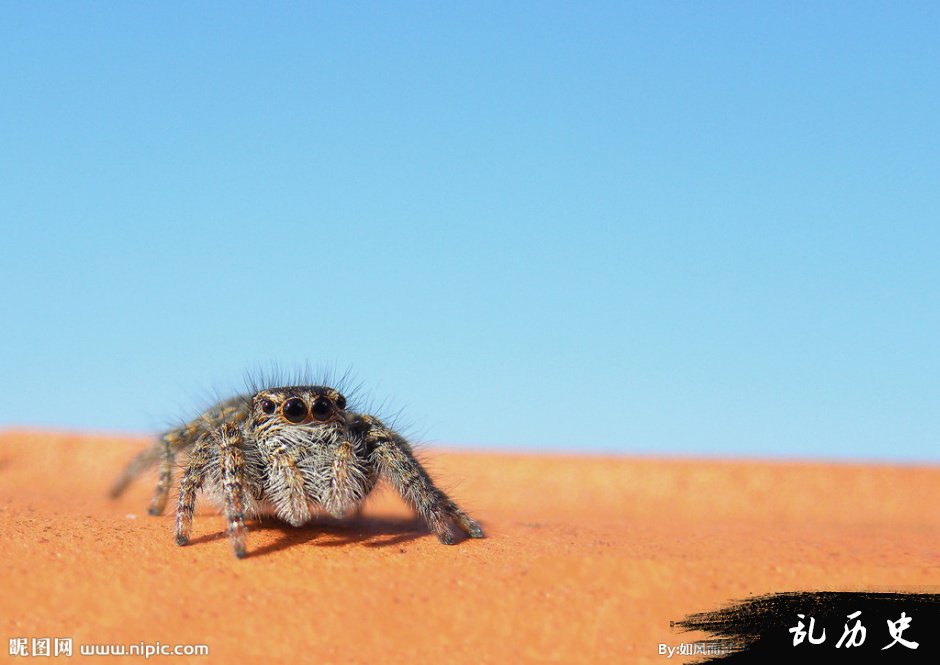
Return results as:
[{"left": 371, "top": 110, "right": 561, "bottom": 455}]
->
[{"left": 1, "top": 430, "right": 938, "bottom": 663}]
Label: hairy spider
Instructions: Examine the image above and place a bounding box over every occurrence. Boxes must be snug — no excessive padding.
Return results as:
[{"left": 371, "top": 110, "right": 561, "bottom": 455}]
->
[{"left": 110, "top": 384, "right": 484, "bottom": 558}]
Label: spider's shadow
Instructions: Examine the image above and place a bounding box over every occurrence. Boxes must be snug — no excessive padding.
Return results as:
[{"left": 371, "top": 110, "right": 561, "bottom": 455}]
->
[{"left": 187, "top": 514, "right": 435, "bottom": 557}]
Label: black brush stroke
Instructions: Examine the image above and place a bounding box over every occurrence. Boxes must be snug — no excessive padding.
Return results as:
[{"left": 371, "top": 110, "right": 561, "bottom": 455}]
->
[{"left": 672, "top": 592, "right": 940, "bottom": 663}]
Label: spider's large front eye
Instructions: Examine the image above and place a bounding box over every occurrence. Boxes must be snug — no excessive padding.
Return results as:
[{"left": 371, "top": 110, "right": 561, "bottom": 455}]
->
[
  {"left": 311, "top": 396, "right": 333, "bottom": 421},
  {"left": 282, "top": 398, "right": 308, "bottom": 423},
  {"left": 260, "top": 399, "right": 276, "bottom": 415}
]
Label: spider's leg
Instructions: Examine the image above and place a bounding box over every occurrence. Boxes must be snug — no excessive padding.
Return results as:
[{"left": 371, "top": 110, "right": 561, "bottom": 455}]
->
[
  {"left": 148, "top": 435, "right": 175, "bottom": 515},
  {"left": 149, "top": 425, "right": 203, "bottom": 515},
  {"left": 363, "top": 417, "right": 484, "bottom": 544},
  {"left": 175, "top": 436, "right": 210, "bottom": 547},
  {"left": 217, "top": 423, "right": 249, "bottom": 558},
  {"left": 109, "top": 444, "right": 160, "bottom": 499}
]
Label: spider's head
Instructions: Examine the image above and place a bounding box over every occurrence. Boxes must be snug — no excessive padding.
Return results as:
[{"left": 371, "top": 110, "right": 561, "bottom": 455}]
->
[{"left": 251, "top": 385, "right": 348, "bottom": 430}]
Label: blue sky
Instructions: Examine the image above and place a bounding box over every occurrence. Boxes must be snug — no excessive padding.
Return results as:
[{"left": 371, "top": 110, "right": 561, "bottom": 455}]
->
[{"left": 1, "top": 3, "right": 938, "bottom": 461}]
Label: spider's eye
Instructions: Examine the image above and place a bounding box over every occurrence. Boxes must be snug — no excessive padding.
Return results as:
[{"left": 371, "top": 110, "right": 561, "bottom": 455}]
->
[
  {"left": 336, "top": 395, "right": 347, "bottom": 410},
  {"left": 311, "top": 396, "right": 333, "bottom": 421},
  {"left": 260, "top": 399, "right": 276, "bottom": 415},
  {"left": 282, "top": 398, "right": 308, "bottom": 423}
]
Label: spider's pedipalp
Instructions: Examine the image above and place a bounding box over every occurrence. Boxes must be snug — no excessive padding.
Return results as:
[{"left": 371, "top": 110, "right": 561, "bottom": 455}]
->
[
  {"left": 320, "top": 435, "right": 374, "bottom": 518},
  {"left": 267, "top": 441, "right": 314, "bottom": 526}
]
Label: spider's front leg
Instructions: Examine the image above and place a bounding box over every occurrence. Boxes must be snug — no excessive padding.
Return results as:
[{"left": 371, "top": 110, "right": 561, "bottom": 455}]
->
[
  {"left": 216, "top": 423, "right": 249, "bottom": 558},
  {"left": 175, "top": 436, "right": 210, "bottom": 548},
  {"left": 175, "top": 424, "right": 250, "bottom": 558},
  {"left": 362, "top": 416, "right": 484, "bottom": 544}
]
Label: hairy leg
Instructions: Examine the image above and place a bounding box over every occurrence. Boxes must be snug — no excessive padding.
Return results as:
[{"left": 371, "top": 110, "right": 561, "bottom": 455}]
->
[
  {"left": 148, "top": 436, "right": 174, "bottom": 515},
  {"left": 217, "top": 424, "right": 249, "bottom": 558},
  {"left": 110, "top": 422, "right": 201, "bottom": 516},
  {"left": 149, "top": 424, "right": 208, "bottom": 515},
  {"left": 175, "top": 437, "right": 210, "bottom": 547},
  {"left": 363, "top": 417, "right": 483, "bottom": 544},
  {"left": 109, "top": 444, "right": 160, "bottom": 499}
]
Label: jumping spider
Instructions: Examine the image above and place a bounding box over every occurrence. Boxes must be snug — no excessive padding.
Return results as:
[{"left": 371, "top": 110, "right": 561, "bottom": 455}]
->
[{"left": 111, "top": 384, "right": 484, "bottom": 558}]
